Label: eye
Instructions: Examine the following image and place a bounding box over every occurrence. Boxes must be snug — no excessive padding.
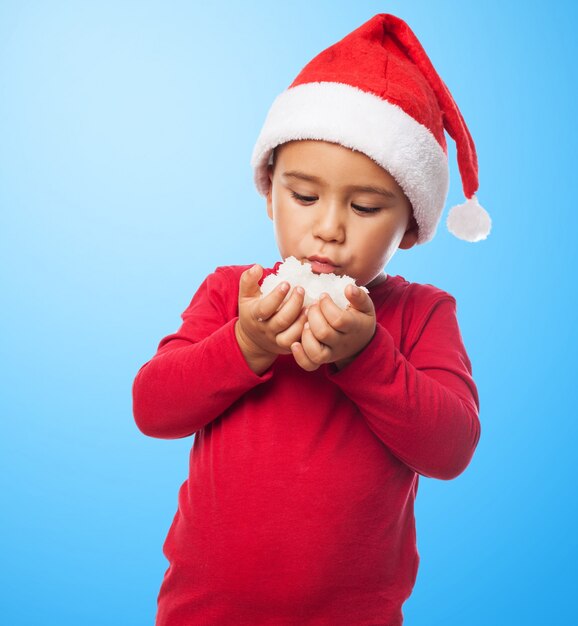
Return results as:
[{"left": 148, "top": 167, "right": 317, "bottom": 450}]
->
[
  {"left": 290, "top": 191, "right": 317, "bottom": 203},
  {"left": 352, "top": 203, "right": 381, "bottom": 214}
]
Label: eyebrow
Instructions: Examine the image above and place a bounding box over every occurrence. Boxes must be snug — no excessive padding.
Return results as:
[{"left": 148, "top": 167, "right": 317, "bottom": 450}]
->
[{"left": 282, "top": 171, "right": 398, "bottom": 200}]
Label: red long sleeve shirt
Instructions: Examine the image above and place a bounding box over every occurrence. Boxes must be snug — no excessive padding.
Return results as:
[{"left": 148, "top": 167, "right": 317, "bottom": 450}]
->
[{"left": 132, "top": 264, "right": 480, "bottom": 626}]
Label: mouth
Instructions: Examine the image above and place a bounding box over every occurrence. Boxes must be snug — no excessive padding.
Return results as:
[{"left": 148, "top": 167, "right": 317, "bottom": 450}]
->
[{"left": 306, "top": 256, "right": 340, "bottom": 275}]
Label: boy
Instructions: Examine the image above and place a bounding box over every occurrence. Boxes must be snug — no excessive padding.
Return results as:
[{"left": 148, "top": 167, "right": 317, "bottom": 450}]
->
[{"left": 133, "top": 13, "right": 488, "bottom": 626}]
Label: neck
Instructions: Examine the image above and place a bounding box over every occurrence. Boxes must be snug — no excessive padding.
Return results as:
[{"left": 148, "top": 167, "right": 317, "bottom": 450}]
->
[{"left": 366, "top": 272, "right": 387, "bottom": 289}]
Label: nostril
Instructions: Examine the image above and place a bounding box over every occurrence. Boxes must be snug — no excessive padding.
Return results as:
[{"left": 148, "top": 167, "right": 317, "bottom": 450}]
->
[{"left": 315, "top": 225, "right": 345, "bottom": 244}]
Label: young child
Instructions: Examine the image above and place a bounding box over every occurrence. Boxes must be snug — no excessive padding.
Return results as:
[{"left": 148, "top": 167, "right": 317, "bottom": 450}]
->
[{"left": 133, "top": 13, "right": 489, "bottom": 626}]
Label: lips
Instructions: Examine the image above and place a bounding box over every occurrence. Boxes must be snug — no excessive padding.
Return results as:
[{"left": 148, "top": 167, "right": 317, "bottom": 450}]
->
[{"left": 307, "top": 256, "right": 339, "bottom": 274}]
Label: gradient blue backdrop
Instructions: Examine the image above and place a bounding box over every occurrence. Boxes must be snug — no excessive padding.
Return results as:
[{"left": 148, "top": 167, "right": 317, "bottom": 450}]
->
[{"left": 1, "top": 1, "right": 576, "bottom": 624}]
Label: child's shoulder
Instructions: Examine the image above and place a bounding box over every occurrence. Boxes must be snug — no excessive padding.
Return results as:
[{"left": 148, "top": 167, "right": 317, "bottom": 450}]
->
[
  {"left": 383, "top": 274, "right": 457, "bottom": 307},
  {"left": 207, "top": 262, "right": 282, "bottom": 286},
  {"left": 211, "top": 264, "right": 253, "bottom": 279},
  {"left": 380, "top": 276, "right": 461, "bottom": 352}
]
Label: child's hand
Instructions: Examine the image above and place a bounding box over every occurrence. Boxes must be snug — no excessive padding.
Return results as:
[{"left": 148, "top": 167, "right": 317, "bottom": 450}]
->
[
  {"left": 235, "top": 264, "right": 307, "bottom": 374},
  {"left": 290, "top": 285, "right": 376, "bottom": 371}
]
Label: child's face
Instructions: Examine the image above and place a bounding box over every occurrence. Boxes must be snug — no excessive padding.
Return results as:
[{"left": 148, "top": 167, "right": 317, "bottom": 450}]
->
[{"left": 266, "top": 140, "right": 418, "bottom": 287}]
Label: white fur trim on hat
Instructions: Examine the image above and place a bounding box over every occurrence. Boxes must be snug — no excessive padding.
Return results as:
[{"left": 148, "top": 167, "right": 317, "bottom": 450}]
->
[{"left": 251, "top": 82, "right": 449, "bottom": 244}]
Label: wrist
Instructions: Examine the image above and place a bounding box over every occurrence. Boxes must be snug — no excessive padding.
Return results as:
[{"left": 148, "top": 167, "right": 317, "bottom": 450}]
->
[
  {"left": 235, "top": 320, "right": 276, "bottom": 375},
  {"left": 334, "top": 325, "right": 376, "bottom": 371},
  {"left": 333, "top": 354, "right": 356, "bottom": 371}
]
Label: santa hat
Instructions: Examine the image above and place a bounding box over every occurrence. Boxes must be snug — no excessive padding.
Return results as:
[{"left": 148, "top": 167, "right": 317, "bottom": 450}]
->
[{"left": 251, "top": 14, "right": 491, "bottom": 244}]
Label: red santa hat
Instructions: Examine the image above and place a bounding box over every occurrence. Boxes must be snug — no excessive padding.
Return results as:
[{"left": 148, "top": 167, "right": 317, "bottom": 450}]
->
[{"left": 251, "top": 14, "right": 491, "bottom": 244}]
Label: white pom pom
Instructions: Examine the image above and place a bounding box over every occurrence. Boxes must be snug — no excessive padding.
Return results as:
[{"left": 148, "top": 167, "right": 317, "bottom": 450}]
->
[{"left": 446, "top": 195, "right": 491, "bottom": 242}]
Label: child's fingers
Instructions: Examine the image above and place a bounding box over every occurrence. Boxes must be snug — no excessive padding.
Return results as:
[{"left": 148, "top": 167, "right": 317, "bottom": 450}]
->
[
  {"left": 239, "top": 264, "right": 265, "bottom": 300},
  {"left": 344, "top": 285, "right": 374, "bottom": 315},
  {"left": 270, "top": 286, "right": 305, "bottom": 330},
  {"left": 300, "top": 322, "right": 332, "bottom": 365},
  {"left": 253, "top": 281, "right": 292, "bottom": 321},
  {"left": 290, "top": 340, "right": 320, "bottom": 372},
  {"left": 316, "top": 293, "right": 349, "bottom": 332},
  {"left": 306, "top": 301, "right": 341, "bottom": 346},
  {"left": 275, "top": 309, "right": 307, "bottom": 350}
]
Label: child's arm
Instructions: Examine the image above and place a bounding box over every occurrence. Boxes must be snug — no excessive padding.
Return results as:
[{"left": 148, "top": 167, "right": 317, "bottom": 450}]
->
[
  {"left": 132, "top": 265, "right": 305, "bottom": 439},
  {"left": 294, "top": 287, "right": 480, "bottom": 480}
]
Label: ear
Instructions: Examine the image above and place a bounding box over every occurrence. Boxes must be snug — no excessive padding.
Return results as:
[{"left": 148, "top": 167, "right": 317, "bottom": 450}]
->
[
  {"left": 266, "top": 166, "right": 274, "bottom": 221},
  {"left": 398, "top": 215, "right": 419, "bottom": 250}
]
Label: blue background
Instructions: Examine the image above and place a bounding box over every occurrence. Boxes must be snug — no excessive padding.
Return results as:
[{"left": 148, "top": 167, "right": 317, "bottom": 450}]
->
[{"left": 1, "top": 1, "right": 576, "bottom": 624}]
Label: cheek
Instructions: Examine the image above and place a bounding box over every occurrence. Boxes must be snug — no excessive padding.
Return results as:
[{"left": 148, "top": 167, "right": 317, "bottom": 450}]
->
[
  {"left": 271, "top": 205, "right": 301, "bottom": 250},
  {"left": 275, "top": 202, "right": 306, "bottom": 233},
  {"left": 360, "top": 227, "right": 400, "bottom": 263}
]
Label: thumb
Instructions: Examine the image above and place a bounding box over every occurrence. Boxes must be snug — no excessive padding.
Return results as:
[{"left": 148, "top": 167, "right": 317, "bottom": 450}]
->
[
  {"left": 239, "top": 264, "right": 263, "bottom": 300},
  {"left": 345, "top": 284, "right": 373, "bottom": 314}
]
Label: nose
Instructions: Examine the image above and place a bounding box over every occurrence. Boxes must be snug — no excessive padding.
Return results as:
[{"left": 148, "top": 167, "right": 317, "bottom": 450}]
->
[{"left": 313, "top": 202, "right": 345, "bottom": 243}]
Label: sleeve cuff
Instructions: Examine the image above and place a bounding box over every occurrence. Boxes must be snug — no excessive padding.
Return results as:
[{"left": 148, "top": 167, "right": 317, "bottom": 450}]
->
[
  {"left": 225, "top": 317, "right": 275, "bottom": 384},
  {"left": 324, "top": 323, "right": 396, "bottom": 386}
]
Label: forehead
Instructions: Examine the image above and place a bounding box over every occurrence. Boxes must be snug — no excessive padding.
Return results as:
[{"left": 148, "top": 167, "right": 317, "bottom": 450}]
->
[{"left": 274, "top": 140, "right": 404, "bottom": 196}]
